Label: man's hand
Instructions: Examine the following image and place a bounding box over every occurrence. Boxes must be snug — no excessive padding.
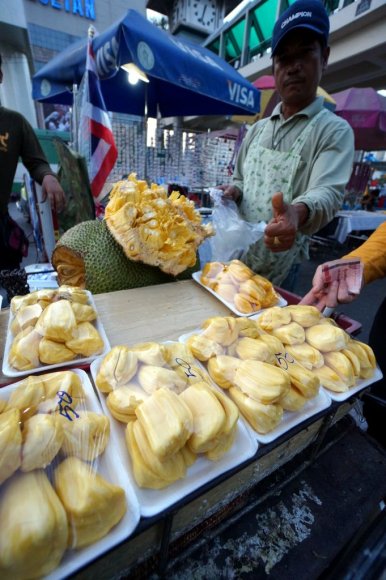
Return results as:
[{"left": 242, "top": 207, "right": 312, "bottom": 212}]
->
[
  {"left": 300, "top": 259, "right": 364, "bottom": 311},
  {"left": 41, "top": 175, "right": 66, "bottom": 213},
  {"left": 264, "top": 192, "right": 304, "bottom": 252},
  {"left": 217, "top": 184, "right": 242, "bottom": 203}
]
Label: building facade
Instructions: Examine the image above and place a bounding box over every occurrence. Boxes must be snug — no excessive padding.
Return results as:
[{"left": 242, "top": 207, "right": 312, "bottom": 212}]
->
[{"left": 0, "top": 0, "right": 145, "bottom": 128}]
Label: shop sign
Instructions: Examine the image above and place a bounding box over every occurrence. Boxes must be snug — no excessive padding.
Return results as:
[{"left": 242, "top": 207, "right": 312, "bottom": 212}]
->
[{"left": 28, "top": 0, "right": 96, "bottom": 20}]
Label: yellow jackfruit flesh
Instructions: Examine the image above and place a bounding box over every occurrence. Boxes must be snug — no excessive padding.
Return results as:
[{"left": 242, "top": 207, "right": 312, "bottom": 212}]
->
[
  {"left": 6, "top": 378, "right": 45, "bottom": 421},
  {"left": 235, "top": 337, "right": 275, "bottom": 363},
  {"left": 163, "top": 342, "right": 195, "bottom": 367},
  {"left": 279, "top": 386, "right": 307, "bottom": 412},
  {"left": 0, "top": 470, "right": 68, "bottom": 579},
  {"left": 341, "top": 348, "right": 361, "bottom": 377},
  {"left": 285, "top": 305, "right": 322, "bottom": 327},
  {"left": 205, "top": 387, "right": 239, "bottom": 461},
  {"left": 272, "top": 322, "right": 306, "bottom": 345},
  {"left": 201, "top": 316, "right": 239, "bottom": 346},
  {"left": 137, "top": 365, "right": 187, "bottom": 394},
  {"left": 345, "top": 339, "right": 376, "bottom": 378},
  {"left": 135, "top": 387, "right": 193, "bottom": 458},
  {"left": 257, "top": 306, "right": 292, "bottom": 331},
  {"left": 207, "top": 355, "right": 241, "bottom": 389},
  {"left": 216, "top": 282, "right": 238, "bottom": 302},
  {"left": 324, "top": 351, "right": 356, "bottom": 387},
  {"left": 186, "top": 334, "right": 224, "bottom": 361},
  {"left": 39, "top": 337, "right": 77, "bottom": 365},
  {"left": 305, "top": 324, "right": 349, "bottom": 352},
  {"left": 37, "top": 371, "right": 85, "bottom": 414},
  {"left": 234, "top": 293, "right": 258, "bottom": 314},
  {"left": 234, "top": 360, "right": 290, "bottom": 404},
  {"left": 65, "top": 321, "right": 104, "bottom": 357},
  {"left": 60, "top": 411, "right": 110, "bottom": 462},
  {"left": 179, "top": 383, "right": 226, "bottom": 453},
  {"left": 35, "top": 299, "right": 77, "bottom": 342},
  {"left": 229, "top": 387, "right": 283, "bottom": 434},
  {"left": 106, "top": 385, "right": 149, "bottom": 423},
  {"left": 10, "top": 303, "right": 43, "bottom": 335},
  {"left": 54, "top": 456, "right": 126, "bottom": 549},
  {"left": 258, "top": 334, "right": 286, "bottom": 356},
  {"left": 21, "top": 413, "right": 64, "bottom": 471},
  {"left": 8, "top": 326, "right": 41, "bottom": 371},
  {"left": 234, "top": 317, "right": 260, "bottom": 338},
  {"left": 313, "top": 365, "right": 348, "bottom": 393},
  {"left": 130, "top": 341, "right": 166, "bottom": 366},
  {"left": 71, "top": 302, "right": 97, "bottom": 322},
  {"left": 0, "top": 408, "right": 22, "bottom": 485},
  {"left": 284, "top": 363, "right": 320, "bottom": 399},
  {"left": 285, "top": 343, "right": 324, "bottom": 370},
  {"left": 96, "top": 346, "right": 138, "bottom": 393}
]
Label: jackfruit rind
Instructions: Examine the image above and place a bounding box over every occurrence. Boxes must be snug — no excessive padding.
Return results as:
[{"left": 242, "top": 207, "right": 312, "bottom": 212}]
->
[
  {"left": 21, "top": 413, "right": 64, "bottom": 472},
  {"left": 60, "top": 411, "right": 110, "bottom": 462},
  {"left": 0, "top": 408, "right": 22, "bottom": 485},
  {"left": 54, "top": 457, "right": 126, "bottom": 549},
  {"left": 0, "top": 470, "right": 68, "bottom": 579}
]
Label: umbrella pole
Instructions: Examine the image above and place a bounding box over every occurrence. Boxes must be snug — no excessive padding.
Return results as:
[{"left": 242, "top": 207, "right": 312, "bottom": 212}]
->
[
  {"left": 144, "top": 83, "right": 149, "bottom": 180},
  {"left": 71, "top": 83, "right": 79, "bottom": 152}
]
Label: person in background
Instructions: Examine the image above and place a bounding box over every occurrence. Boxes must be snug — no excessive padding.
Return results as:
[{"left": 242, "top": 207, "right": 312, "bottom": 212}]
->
[
  {"left": 221, "top": 0, "right": 354, "bottom": 291},
  {"left": 0, "top": 53, "right": 66, "bottom": 272},
  {"left": 300, "top": 222, "right": 386, "bottom": 445}
]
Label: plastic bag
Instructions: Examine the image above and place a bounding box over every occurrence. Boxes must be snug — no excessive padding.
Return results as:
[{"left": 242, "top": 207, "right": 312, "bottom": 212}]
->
[{"left": 208, "top": 188, "right": 266, "bottom": 262}]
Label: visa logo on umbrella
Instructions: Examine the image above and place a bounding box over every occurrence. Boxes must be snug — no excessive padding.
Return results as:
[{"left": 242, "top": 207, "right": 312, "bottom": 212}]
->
[{"left": 228, "top": 81, "right": 255, "bottom": 108}]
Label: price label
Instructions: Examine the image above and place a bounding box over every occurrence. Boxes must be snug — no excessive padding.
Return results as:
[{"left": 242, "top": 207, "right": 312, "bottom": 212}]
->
[{"left": 57, "top": 390, "right": 80, "bottom": 421}]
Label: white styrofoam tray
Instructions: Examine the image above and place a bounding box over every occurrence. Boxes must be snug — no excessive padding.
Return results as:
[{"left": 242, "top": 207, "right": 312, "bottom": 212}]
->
[
  {"left": 0, "top": 368, "right": 140, "bottom": 580},
  {"left": 90, "top": 355, "right": 258, "bottom": 518},
  {"left": 322, "top": 365, "right": 383, "bottom": 402},
  {"left": 2, "top": 290, "right": 111, "bottom": 378},
  {"left": 192, "top": 271, "right": 287, "bottom": 317}
]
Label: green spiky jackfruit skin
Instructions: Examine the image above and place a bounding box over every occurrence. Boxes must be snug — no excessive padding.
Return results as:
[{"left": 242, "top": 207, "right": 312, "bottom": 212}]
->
[{"left": 53, "top": 220, "right": 198, "bottom": 294}]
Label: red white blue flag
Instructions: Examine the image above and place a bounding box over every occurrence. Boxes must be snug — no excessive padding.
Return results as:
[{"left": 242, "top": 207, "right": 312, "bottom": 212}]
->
[{"left": 79, "top": 31, "right": 117, "bottom": 204}]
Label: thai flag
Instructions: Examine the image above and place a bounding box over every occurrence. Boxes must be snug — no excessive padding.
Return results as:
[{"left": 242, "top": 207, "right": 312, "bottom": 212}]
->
[{"left": 79, "top": 33, "right": 117, "bottom": 204}]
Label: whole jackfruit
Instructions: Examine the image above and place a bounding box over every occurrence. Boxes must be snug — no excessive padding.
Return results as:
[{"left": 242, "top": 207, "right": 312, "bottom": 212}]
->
[
  {"left": 0, "top": 408, "right": 22, "bottom": 485},
  {"left": 0, "top": 470, "right": 68, "bottom": 579},
  {"left": 54, "top": 457, "right": 126, "bottom": 549},
  {"left": 52, "top": 220, "right": 196, "bottom": 294}
]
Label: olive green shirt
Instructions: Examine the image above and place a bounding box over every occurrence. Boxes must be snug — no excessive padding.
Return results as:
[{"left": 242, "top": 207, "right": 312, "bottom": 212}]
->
[
  {"left": 232, "top": 96, "right": 355, "bottom": 236},
  {"left": 0, "top": 106, "right": 56, "bottom": 213}
]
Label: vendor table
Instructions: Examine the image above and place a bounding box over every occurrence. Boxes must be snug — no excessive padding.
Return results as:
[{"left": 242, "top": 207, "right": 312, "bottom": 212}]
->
[
  {"left": 0, "top": 281, "right": 384, "bottom": 577},
  {"left": 333, "top": 209, "right": 386, "bottom": 244}
]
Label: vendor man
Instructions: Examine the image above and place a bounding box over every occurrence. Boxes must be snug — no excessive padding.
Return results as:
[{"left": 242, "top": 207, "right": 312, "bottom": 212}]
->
[
  {"left": 222, "top": 0, "right": 354, "bottom": 290},
  {"left": 0, "top": 53, "right": 66, "bottom": 271}
]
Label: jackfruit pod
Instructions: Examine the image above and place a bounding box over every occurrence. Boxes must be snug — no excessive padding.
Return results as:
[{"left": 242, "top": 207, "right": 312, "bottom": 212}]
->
[
  {"left": 180, "top": 383, "right": 226, "bottom": 453},
  {"left": 38, "top": 370, "right": 85, "bottom": 413},
  {"left": 135, "top": 387, "right": 193, "bottom": 458},
  {"left": 21, "top": 413, "right": 64, "bottom": 471},
  {"left": 341, "top": 348, "right": 361, "bottom": 377},
  {"left": 324, "top": 351, "right": 356, "bottom": 388},
  {"left": 272, "top": 322, "right": 306, "bottom": 345},
  {"left": 305, "top": 324, "right": 349, "bottom": 352},
  {"left": 239, "top": 279, "right": 266, "bottom": 303},
  {"left": 39, "top": 337, "right": 77, "bottom": 365},
  {"left": 96, "top": 346, "right": 138, "bottom": 393},
  {"left": 129, "top": 341, "right": 166, "bottom": 366},
  {"left": 285, "top": 305, "right": 322, "bottom": 327},
  {"left": 0, "top": 470, "right": 68, "bottom": 579},
  {"left": 317, "top": 317, "right": 338, "bottom": 327},
  {"left": 54, "top": 456, "right": 126, "bottom": 548},
  {"left": 126, "top": 421, "right": 171, "bottom": 489},
  {"left": 211, "top": 385, "right": 239, "bottom": 435},
  {"left": 71, "top": 302, "right": 97, "bottom": 323},
  {"left": 201, "top": 316, "right": 239, "bottom": 346},
  {"left": 0, "top": 399, "right": 7, "bottom": 414},
  {"left": 285, "top": 363, "right": 320, "bottom": 399},
  {"left": 346, "top": 339, "right": 376, "bottom": 376},
  {"left": 10, "top": 303, "right": 43, "bottom": 335},
  {"left": 229, "top": 387, "right": 283, "bottom": 434},
  {"left": 216, "top": 269, "right": 236, "bottom": 286},
  {"left": 216, "top": 282, "right": 238, "bottom": 302},
  {"left": 106, "top": 385, "right": 149, "bottom": 423},
  {"left": 234, "top": 360, "right": 290, "bottom": 404},
  {"left": 0, "top": 408, "right": 22, "bottom": 485},
  {"left": 227, "top": 259, "right": 254, "bottom": 283},
  {"left": 205, "top": 426, "right": 237, "bottom": 461},
  {"left": 207, "top": 355, "right": 241, "bottom": 389},
  {"left": 186, "top": 334, "right": 225, "bottom": 361},
  {"left": 258, "top": 333, "right": 286, "bottom": 356},
  {"left": 175, "top": 363, "right": 209, "bottom": 385},
  {"left": 279, "top": 386, "right": 307, "bottom": 412},
  {"left": 313, "top": 365, "right": 348, "bottom": 393},
  {"left": 65, "top": 321, "right": 104, "bottom": 357},
  {"left": 35, "top": 299, "right": 77, "bottom": 342},
  {"left": 260, "top": 288, "right": 280, "bottom": 309},
  {"left": 132, "top": 420, "right": 186, "bottom": 483},
  {"left": 11, "top": 293, "right": 38, "bottom": 313},
  {"left": 6, "top": 377, "right": 45, "bottom": 421},
  {"left": 56, "top": 285, "right": 89, "bottom": 304},
  {"left": 235, "top": 337, "right": 275, "bottom": 363},
  {"left": 8, "top": 326, "right": 41, "bottom": 371},
  {"left": 285, "top": 343, "right": 324, "bottom": 370},
  {"left": 137, "top": 365, "right": 187, "bottom": 394},
  {"left": 234, "top": 292, "right": 260, "bottom": 314},
  {"left": 256, "top": 306, "right": 292, "bottom": 331},
  {"left": 201, "top": 261, "right": 224, "bottom": 281},
  {"left": 251, "top": 273, "right": 275, "bottom": 293},
  {"left": 234, "top": 317, "right": 261, "bottom": 338},
  {"left": 163, "top": 342, "right": 195, "bottom": 367},
  {"left": 60, "top": 411, "right": 110, "bottom": 462},
  {"left": 181, "top": 443, "right": 197, "bottom": 467}
]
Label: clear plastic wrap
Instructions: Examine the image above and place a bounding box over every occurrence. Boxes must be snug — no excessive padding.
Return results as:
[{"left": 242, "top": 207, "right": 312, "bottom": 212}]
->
[
  {"left": 90, "top": 341, "right": 257, "bottom": 517},
  {"left": 0, "top": 369, "right": 140, "bottom": 579},
  {"left": 3, "top": 286, "right": 110, "bottom": 378},
  {"left": 179, "top": 313, "right": 332, "bottom": 443}
]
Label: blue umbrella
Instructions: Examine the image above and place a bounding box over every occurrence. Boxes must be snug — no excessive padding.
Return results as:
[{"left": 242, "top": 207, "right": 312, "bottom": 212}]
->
[{"left": 32, "top": 9, "right": 260, "bottom": 118}]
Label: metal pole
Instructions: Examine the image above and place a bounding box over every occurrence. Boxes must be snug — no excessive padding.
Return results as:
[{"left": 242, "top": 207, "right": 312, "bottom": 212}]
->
[{"left": 71, "top": 83, "right": 78, "bottom": 151}]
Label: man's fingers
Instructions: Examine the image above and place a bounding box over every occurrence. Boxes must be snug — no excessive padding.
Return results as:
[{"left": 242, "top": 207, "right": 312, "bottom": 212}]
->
[{"left": 271, "top": 192, "right": 286, "bottom": 217}]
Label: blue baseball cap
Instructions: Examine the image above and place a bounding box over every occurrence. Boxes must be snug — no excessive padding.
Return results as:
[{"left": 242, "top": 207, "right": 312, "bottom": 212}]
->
[{"left": 271, "top": 0, "right": 330, "bottom": 56}]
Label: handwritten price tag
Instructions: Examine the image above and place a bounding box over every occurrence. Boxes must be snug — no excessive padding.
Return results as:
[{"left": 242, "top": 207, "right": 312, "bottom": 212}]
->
[{"left": 57, "top": 390, "right": 80, "bottom": 421}]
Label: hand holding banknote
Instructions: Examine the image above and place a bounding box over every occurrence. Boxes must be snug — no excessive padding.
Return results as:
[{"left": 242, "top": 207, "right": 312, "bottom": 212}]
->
[{"left": 300, "top": 258, "right": 364, "bottom": 312}]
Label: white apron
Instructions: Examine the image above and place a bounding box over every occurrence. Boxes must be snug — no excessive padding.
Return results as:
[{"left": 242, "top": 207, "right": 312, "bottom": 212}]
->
[{"left": 239, "top": 109, "right": 326, "bottom": 285}]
